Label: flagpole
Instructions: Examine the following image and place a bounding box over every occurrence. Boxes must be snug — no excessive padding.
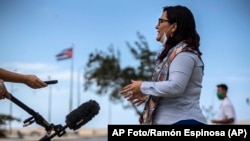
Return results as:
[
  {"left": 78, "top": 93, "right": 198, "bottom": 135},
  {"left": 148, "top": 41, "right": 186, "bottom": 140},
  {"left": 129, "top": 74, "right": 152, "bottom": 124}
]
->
[
  {"left": 69, "top": 44, "right": 74, "bottom": 113},
  {"left": 55, "top": 45, "right": 74, "bottom": 113}
]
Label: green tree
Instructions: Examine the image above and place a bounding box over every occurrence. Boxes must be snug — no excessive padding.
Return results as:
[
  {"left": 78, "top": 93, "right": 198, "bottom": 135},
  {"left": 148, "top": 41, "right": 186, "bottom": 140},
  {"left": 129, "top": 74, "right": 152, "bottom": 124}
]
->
[
  {"left": 0, "top": 114, "right": 21, "bottom": 138},
  {"left": 84, "top": 32, "right": 157, "bottom": 115}
]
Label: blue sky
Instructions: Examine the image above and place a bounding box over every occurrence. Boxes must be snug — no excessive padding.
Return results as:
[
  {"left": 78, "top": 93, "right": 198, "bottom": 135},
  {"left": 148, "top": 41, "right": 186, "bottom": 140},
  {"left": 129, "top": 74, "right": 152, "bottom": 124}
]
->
[{"left": 0, "top": 0, "right": 250, "bottom": 129}]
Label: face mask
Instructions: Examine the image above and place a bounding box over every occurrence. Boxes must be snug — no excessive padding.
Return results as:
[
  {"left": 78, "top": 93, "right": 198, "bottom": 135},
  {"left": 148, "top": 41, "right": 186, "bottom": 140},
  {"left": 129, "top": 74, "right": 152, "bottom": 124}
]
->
[
  {"left": 159, "top": 25, "right": 172, "bottom": 46},
  {"left": 160, "top": 32, "right": 167, "bottom": 45},
  {"left": 216, "top": 93, "right": 224, "bottom": 100}
]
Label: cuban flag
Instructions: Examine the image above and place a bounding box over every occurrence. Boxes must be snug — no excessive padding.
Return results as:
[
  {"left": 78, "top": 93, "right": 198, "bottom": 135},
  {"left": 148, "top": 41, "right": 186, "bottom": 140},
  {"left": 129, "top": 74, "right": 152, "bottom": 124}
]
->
[{"left": 56, "top": 48, "right": 73, "bottom": 61}]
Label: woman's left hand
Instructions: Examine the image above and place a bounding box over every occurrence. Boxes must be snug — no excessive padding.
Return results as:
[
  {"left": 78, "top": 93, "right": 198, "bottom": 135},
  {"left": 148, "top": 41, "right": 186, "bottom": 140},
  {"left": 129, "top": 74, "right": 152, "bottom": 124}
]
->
[{"left": 120, "top": 79, "right": 147, "bottom": 106}]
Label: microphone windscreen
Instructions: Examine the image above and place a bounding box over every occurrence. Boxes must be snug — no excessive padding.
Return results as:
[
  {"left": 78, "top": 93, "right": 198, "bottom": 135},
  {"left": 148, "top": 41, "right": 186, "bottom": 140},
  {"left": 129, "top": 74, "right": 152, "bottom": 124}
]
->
[{"left": 65, "top": 99, "right": 100, "bottom": 130}]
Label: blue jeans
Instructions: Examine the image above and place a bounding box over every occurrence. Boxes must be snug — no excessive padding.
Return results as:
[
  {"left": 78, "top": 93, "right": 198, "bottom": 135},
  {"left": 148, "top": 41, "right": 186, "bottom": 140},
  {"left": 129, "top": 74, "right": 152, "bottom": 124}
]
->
[{"left": 173, "top": 119, "right": 206, "bottom": 125}]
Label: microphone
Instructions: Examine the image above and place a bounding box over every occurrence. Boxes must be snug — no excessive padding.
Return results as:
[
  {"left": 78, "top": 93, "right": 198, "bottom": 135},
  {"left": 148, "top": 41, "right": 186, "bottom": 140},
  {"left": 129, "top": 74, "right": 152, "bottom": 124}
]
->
[
  {"left": 65, "top": 99, "right": 100, "bottom": 130},
  {"left": 39, "top": 100, "right": 100, "bottom": 141}
]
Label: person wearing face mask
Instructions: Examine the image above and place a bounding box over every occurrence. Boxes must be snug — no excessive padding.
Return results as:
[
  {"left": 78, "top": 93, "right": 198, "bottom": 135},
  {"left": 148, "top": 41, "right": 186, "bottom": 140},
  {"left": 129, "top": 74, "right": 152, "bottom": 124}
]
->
[
  {"left": 211, "top": 84, "right": 236, "bottom": 125},
  {"left": 120, "top": 5, "right": 207, "bottom": 125}
]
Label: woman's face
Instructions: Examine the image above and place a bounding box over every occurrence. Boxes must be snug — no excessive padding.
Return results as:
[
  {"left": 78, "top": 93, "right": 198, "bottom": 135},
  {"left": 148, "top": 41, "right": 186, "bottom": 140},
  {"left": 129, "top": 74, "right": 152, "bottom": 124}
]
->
[{"left": 155, "top": 11, "right": 173, "bottom": 42}]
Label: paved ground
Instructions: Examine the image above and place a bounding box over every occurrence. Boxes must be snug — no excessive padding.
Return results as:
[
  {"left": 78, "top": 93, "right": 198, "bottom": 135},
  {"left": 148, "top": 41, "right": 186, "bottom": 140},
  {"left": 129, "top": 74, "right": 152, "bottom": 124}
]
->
[
  {"left": 0, "top": 127, "right": 107, "bottom": 141},
  {"left": 0, "top": 136, "right": 107, "bottom": 141}
]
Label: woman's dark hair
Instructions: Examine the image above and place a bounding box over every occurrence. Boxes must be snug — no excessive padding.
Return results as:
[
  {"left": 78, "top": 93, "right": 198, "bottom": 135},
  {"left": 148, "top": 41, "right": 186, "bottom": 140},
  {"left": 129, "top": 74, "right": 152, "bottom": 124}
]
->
[{"left": 158, "top": 5, "right": 202, "bottom": 61}]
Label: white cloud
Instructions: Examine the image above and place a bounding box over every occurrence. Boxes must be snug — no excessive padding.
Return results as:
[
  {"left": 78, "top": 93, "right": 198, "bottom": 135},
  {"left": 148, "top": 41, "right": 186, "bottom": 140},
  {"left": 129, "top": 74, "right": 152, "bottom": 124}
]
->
[{"left": 1, "top": 62, "right": 56, "bottom": 72}]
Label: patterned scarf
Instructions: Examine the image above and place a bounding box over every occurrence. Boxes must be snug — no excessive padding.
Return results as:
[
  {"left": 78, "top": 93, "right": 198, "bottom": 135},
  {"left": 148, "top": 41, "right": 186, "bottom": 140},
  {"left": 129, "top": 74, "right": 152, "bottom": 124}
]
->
[{"left": 139, "top": 41, "right": 199, "bottom": 125}]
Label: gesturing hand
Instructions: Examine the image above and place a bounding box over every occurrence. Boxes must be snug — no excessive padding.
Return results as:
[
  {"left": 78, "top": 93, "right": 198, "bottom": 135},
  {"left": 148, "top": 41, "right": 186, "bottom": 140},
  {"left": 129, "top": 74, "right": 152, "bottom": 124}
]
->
[{"left": 120, "top": 79, "right": 148, "bottom": 106}]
